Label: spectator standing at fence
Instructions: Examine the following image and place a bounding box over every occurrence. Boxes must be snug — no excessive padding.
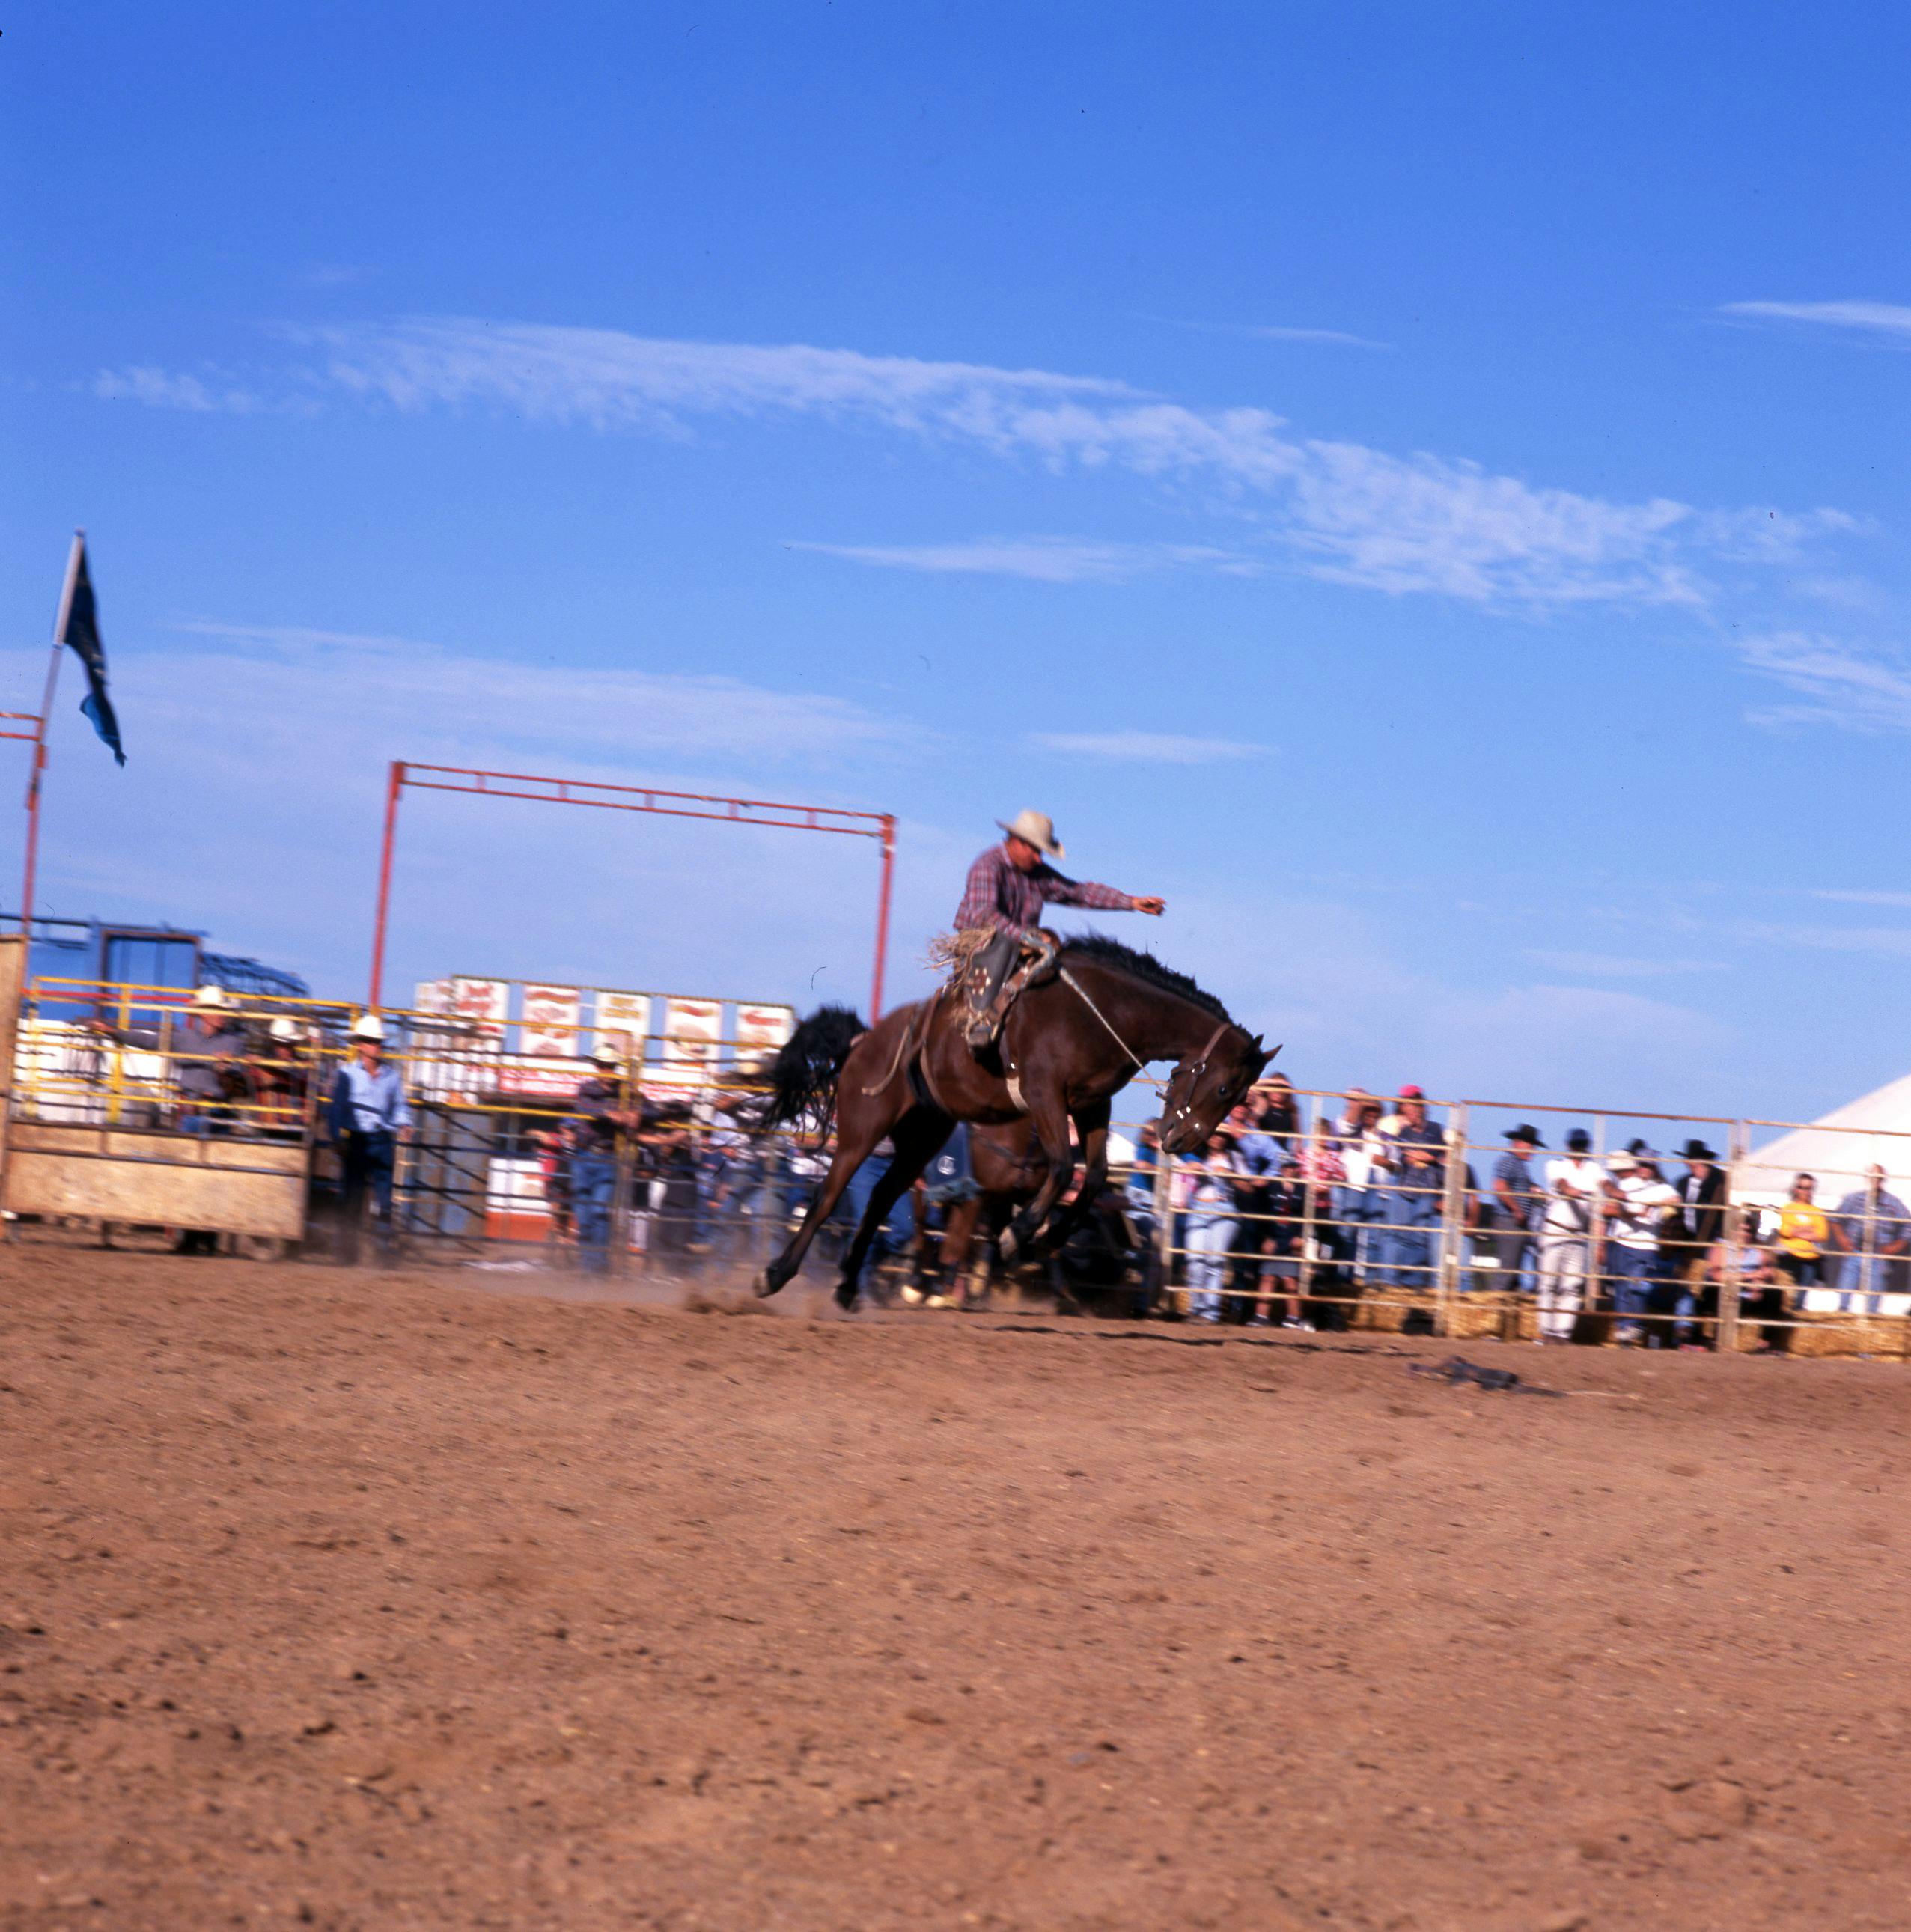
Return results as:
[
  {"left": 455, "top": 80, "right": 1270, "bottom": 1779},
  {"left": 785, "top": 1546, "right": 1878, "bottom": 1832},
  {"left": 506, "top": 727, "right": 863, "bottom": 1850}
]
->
[
  {"left": 1228, "top": 1102, "right": 1284, "bottom": 1322},
  {"left": 1295, "top": 1115, "right": 1347, "bottom": 1329},
  {"left": 1769, "top": 1174, "right": 1831, "bottom": 1341},
  {"left": 1534, "top": 1128, "right": 1601, "bottom": 1342},
  {"left": 326, "top": 1014, "right": 412, "bottom": 1266},
  {"left": 1378, "top": 1087, "right": 1444, "bottom": 1292},
  {"left": 1829, "top": 1164, "right": 1911, "bottom": 1316},
  {"left": 569, "top": 1045, "right": 636, "bottom": 1273},
  {"left": 1664, "top": 1140, "right": 1728, "bottom": 1348},
  {"left": 1490, "top": 1125, "right": 1545, "bottom": 1296},
  {"left": 1250, "top": 1073, "right": 1299, "bottom": 1147},
  {"left": 169, "top": 987, "right": 253, "bottom": 1252},
  {"left": 1330, "top": 1090, "right": 1386, "bottom": 1282},
  {"left": 1183, "top": 1132, "right": 1241, "bottom": 1322},
  {"left": 1602, "top": 1148, "right": 1677, "bottom": 1344}
]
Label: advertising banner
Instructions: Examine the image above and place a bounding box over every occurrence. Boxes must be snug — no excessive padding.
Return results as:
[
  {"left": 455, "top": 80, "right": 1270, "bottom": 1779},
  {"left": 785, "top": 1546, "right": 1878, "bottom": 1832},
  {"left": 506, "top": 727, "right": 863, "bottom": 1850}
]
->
[
  {"left": 519, "top": 984, "right": 582, "bottom": 1060},
  {"left": 658, "top": 995, "right": 723, "bottom": 1087},
  {"left": 593, "top": 990, "right": 652, "bottom": 1063},
  {"left": 499, "top": 984, "right": 587, "bottom": 1100},
  {"left": 734, "top": 1002, "right": 796, "bottom": 1080}
]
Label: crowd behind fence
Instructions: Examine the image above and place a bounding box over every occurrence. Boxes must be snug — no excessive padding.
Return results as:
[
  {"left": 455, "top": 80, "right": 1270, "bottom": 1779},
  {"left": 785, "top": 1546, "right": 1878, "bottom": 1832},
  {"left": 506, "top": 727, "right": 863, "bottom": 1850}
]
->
[{"left": 10, "top": 979, "right": 1911, "bottom": 1357}]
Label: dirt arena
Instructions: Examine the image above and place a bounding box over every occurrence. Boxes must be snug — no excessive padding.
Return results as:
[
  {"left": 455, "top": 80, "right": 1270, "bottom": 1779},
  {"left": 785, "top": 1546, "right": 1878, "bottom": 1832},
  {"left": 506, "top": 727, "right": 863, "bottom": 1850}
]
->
[{"left": 3, "top": 1246, "right": 1908, "bottom": 1931}]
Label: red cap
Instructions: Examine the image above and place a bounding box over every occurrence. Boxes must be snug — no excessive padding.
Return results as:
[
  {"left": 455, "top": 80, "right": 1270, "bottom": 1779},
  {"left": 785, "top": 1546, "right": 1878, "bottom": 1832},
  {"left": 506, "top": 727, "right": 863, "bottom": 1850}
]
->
[{"left": 1398, "top": 1084, "right": 1424, "bottom": 1099}]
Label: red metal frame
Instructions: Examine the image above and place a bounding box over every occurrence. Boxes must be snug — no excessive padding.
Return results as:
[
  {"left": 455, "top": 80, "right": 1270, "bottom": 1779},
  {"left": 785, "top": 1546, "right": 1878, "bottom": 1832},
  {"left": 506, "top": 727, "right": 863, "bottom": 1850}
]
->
[{"left": 368, "top": 761, "right": 897, "bottom": 1020}]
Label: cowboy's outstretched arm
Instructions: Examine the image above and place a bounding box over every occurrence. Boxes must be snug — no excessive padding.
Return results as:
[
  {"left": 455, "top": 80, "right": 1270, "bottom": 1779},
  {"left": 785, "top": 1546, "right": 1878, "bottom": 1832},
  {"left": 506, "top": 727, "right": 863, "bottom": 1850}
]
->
[{"left": 1045, "top": 876, "right": 1166, "bottom": 916}]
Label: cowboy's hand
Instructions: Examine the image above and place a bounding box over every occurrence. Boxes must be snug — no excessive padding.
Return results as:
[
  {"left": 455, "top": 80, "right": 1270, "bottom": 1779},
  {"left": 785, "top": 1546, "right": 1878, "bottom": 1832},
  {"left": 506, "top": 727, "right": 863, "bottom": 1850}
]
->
[{"left": 1130, "top": 895, "right": 1166, "bottom": 916}]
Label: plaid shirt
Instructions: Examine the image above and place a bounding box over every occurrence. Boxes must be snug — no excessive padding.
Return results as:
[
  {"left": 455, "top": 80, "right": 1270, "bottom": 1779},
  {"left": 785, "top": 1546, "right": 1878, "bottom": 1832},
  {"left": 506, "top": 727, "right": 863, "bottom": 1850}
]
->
[{"left": 954, "top": 843, "right": 1133, "bottom": 936}]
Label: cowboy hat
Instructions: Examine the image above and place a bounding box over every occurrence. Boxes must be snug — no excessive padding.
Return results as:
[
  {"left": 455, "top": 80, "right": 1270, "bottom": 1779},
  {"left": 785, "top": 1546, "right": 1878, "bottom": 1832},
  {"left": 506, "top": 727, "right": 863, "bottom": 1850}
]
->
[
  {"left": 190, "top": 984, "right": 228, "bottom": 1011},
  {"left": 1680, "top": 1139, "right": 1719, "bottom": 1162},
  {"left": 349, "top": 1014, "right": 386, "bottom": 1043},
  {"left": 1504, "top": 1124, "right": 1546, "bottom": 1146},
  {"left": 997, "top": 810, "right": 1064, "bottom": 859},
  {"left": 266, "top": 1017, "right": 305, "bottom": 1043},
  {"left": 591, "top": 1043, "right": 621, "bottom": 1067}
]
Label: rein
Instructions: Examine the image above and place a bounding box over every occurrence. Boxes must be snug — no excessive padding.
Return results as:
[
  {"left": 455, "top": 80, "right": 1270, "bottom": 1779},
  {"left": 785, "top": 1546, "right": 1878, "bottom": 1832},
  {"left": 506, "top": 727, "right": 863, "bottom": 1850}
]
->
[{"left": 1058, "top": 967, "right": 1234, "bottom": 1109}]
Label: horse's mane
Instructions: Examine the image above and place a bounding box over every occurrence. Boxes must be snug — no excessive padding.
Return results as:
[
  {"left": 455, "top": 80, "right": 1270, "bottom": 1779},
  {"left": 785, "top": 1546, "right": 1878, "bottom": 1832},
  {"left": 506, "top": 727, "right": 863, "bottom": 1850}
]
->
[{"left": 1061, "top": 933, "right": 1231, "bottom": 1023}]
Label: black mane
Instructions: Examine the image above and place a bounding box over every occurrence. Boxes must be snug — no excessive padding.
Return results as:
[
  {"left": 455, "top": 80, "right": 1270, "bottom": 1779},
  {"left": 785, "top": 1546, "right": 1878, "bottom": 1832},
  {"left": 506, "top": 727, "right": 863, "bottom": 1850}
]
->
[{"left": 1061, "top": 933, "right": 1231, "bottom": 1023}]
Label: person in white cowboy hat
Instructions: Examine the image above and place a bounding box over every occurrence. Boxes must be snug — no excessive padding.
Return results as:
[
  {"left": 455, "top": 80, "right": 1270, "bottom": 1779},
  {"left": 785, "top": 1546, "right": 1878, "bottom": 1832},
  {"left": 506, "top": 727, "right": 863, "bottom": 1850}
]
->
[
  {"left": 325, "top": 1012, "right": 412, "bottom": 1264},
  {"left": 952, "top": 809, "right": 1166, "bottom": 1049},
  {"left": 170, "top": 983, "right": 253, "bottom": 1252}
]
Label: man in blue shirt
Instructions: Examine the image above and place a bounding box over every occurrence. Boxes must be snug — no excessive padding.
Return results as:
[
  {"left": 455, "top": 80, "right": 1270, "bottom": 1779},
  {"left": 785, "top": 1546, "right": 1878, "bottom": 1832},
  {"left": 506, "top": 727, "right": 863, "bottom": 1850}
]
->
[
  {"left": 326, "top": 1014, "right": 412, "bottom": 1264},
  {"left": 1829, "top": 1164, "right": 1911, "bottom": 1314},
  {"left": 1490, "top": 1125, "right": 1545, "bottom": 1296}
]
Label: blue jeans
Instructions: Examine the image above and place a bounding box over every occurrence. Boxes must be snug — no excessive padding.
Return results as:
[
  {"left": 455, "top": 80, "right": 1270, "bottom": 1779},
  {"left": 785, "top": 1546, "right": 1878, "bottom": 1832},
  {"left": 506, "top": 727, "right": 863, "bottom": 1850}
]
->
[
  {"left": 1380, "top": 1225, "right": 1436, "bottom": 1290},
  {"left": 1836, "top": 1253, "right": 1893, "bottom": 1314},
  {"left": 569, "top": 1151, "right": 618, "bottom": 1273},
  {"left": 1334, "top": 1186, "right": 1382, "bottom": 1274},
  {"left": 1606, "top": 1246, "right": 1658, "bottom": 1328}
]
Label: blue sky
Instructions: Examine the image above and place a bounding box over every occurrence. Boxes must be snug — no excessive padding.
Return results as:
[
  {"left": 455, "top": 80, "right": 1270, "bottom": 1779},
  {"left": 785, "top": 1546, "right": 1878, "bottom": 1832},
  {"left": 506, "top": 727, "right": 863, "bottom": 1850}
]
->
[{"left": 4, "top": 1, "right": 1910, "bottom": 1121}]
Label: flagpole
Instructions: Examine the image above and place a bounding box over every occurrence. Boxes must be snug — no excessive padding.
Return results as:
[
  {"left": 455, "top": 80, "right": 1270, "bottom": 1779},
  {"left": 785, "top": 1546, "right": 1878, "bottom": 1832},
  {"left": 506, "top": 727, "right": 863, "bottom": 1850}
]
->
[{"left": 22, "top": 532, "right": 82, "bottom": 939}]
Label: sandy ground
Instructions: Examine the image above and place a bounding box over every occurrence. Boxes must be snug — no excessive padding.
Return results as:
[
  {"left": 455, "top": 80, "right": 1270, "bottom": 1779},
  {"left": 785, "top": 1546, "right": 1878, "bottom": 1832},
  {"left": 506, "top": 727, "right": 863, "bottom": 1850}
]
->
[{"left": 3, "top": 1243, "right": 1909, "bottom": 1931}]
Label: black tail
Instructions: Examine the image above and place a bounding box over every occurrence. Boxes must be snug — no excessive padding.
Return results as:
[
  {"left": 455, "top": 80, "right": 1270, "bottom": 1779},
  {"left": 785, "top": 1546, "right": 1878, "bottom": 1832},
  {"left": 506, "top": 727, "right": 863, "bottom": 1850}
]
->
[{"left": 755, "top": 1005, "right": 867, "bottom": 1133}]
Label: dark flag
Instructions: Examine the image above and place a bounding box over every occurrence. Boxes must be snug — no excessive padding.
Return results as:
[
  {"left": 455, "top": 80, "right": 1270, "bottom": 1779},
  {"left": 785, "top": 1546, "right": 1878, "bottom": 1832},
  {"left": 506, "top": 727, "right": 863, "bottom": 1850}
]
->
[{"left": 56, "top": 537, "right": 126, "bottom": 766}]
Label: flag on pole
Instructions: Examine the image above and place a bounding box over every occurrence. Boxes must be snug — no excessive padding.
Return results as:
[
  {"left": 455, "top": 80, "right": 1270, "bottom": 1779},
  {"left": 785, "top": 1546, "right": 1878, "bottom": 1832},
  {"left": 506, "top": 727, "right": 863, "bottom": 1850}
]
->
[{"left": 55, "top": 536, "right": 126, "bottom": 766}]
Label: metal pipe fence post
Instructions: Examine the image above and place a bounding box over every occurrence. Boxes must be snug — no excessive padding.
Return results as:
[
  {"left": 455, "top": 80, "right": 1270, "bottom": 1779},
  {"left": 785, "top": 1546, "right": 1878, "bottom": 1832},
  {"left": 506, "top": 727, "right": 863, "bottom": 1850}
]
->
[
  {"left": 609, "top": 1062, "right": 636, "bottom": 1279},
  {"left": 1718, "top": 1119, "right": 1748, "bottom": 1354},
  {"left": 1435, "top": 1101, "right": 1469, "bottom": 1338},
  {"left": 1153, "top": 1127, "right": 1174, "bottom": 1313},
  {"left": 1296, "top": 1091, "right": 1320, "bottom": 1308}
]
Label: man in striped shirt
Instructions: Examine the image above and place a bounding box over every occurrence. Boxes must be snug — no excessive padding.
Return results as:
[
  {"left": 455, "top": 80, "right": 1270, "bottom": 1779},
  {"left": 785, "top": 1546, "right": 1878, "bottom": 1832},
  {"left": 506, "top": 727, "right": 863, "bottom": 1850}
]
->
[{"left": 954, "top": 810, "right": 1165, "bottom": 1047}]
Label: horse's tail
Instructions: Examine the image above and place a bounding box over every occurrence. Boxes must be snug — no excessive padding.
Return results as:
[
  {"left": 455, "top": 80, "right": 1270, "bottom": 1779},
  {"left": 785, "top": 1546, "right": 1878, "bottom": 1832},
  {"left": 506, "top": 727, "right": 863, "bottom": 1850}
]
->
[{"left": 755, "top": 1004, "right": 867, "bottom": 1133}]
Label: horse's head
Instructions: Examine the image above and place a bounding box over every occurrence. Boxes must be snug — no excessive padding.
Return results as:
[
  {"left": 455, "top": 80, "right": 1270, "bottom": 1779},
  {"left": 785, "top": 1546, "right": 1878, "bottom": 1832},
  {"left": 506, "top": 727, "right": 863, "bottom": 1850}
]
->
[{"left": 1158, "top": 1026, "right": 1275, "bottom": 1154}]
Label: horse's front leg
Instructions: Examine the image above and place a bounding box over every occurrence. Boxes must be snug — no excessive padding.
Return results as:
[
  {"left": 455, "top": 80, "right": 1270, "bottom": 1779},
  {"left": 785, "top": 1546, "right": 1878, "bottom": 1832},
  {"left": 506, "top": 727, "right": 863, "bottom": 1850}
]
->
[{"left": 999, "top": 1091, "right": 1075, "bottom": 1265}]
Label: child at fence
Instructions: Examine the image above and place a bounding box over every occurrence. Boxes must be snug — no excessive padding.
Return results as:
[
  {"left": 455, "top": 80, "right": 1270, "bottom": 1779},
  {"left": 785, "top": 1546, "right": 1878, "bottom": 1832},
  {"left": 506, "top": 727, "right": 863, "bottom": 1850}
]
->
[{"left": 1182, "top": 1133, "right": 1242, "bottom": 1322}]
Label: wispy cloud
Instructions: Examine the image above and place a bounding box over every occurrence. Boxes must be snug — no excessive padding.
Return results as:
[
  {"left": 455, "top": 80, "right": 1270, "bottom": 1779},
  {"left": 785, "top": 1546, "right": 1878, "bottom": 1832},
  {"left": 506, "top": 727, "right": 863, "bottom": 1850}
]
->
[
  {"left": 1237, "top": 323, "right": 1394, "bottom": 350},
  {"left": 1810, "top": 889, "right": 1911, "bottom": 909},
  {"left": 1719, "top": 299, "right": 1911, "bottom": 343},
  {"left": 789, "top": 536, "right": 1258, "bottom": 583},
  {"left": 93, "top": 318, "right": 1855, "bottom": 612},
  {"left": 166, "top": 620, "right": 911, "bottom": 764},
  {"left": 1028, "top": 730, "right": 1264, "bottom": 764},
  {"left": 1733, "top": 630, "right": 1911, "bottom": 734},
  {"left": 91, "top": 365, "right": 263, "bottom": 413},
  {"left": 1738, "top": 921, "right": 1911, "bottom": 960},
  {"left": 1523, "top": 948, "right": 1726, "bottom": 979}
]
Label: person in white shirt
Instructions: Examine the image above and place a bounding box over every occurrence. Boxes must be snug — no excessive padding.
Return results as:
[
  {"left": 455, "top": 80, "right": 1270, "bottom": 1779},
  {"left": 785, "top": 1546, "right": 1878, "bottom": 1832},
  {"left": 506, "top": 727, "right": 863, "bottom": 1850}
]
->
[
  {"left": 1535, "top": 1127, "right": 1603, "bottom": 1342},
  {"left": 1603, "top": 1146, "right": 1680, "bottom": 1344}
]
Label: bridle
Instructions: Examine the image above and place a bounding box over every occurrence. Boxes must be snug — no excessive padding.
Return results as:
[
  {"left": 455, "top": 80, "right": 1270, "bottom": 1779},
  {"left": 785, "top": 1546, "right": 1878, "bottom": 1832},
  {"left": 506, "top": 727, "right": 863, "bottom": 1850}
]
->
[{"left": 1164, "top": 1020, "right": 1237, "bottom": 1135}]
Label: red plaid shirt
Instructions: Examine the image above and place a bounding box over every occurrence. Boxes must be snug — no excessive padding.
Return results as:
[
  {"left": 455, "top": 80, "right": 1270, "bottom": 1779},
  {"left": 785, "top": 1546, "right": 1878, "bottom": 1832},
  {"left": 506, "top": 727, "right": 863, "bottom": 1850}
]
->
[{"left": 954, "top": 843, "right": 1133, "bottom": 936}]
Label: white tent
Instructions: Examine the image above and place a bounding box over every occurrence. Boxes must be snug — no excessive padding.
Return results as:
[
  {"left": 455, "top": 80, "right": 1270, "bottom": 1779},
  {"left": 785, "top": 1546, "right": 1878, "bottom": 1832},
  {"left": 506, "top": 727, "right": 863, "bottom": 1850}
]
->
[
  {"left": 1740, "top": 1073, "right": 1911, "bottom": 1316},
  {"left": 1739, "top": 1072, "right": 1911, "bottom": 1201}
]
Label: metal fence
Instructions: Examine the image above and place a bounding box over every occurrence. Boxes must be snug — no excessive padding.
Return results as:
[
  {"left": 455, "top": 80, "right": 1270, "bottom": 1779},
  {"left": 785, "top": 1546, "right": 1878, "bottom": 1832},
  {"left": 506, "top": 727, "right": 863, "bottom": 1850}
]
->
[{"left": 10, "top": 981, "right": 1911, "bottom": 1356}]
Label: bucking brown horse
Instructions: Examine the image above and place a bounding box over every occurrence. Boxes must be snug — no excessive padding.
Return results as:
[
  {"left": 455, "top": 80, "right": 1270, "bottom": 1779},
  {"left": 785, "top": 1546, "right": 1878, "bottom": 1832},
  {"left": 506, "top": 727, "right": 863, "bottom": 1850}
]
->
[{"left": 755, "top": 935, "right": 1272, "bottom": 1308}]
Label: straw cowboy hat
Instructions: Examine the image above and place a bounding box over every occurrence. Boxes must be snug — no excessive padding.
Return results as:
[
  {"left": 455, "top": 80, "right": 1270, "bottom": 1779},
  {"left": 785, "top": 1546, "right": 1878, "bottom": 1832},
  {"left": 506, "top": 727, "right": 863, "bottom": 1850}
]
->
[
  {"left": 190, "top": 984, "right": 228, "bottom": 1011},
  {"left": 998, "top": 810, "right": 1064, "bottom": 860},
  {"left": 591, "top": 1043, "right": 621, "bottom": 1067},
  {"left": 349, "top": 1014, "right": 386, "bottom": 1043}
]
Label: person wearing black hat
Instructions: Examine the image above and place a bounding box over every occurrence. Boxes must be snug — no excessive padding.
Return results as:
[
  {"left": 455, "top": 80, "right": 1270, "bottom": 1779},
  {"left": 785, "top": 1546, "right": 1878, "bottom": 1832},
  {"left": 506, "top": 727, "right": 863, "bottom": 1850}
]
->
[
  {"left": 1490, "top": 1125, "right": 1546, "bottom": 1296},
  {"left": 1535, "top": 1128, "right": 1602, "bottom": 1342},
  {"left": 1662, "top": 1138, "right": 1728, "bottom": 1348}
]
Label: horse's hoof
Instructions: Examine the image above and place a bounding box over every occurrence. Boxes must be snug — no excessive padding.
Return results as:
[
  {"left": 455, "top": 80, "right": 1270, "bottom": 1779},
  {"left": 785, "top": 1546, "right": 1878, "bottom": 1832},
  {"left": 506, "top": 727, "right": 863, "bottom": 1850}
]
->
[
  {"left": 997, "top": 1228, "right": 1020, "bottom": 1265},
  {"left": 834, "top": 1282, "right": 860, "bottom": 1312},
  {"left": 755, "top": 1270, "right": 784, "bottom": 1299}
]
